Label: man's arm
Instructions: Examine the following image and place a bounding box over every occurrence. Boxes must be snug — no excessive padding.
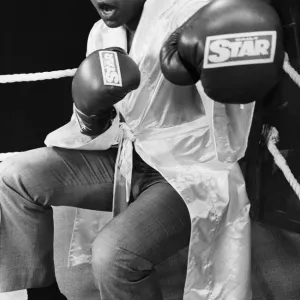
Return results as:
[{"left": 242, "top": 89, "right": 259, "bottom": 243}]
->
[
  {"left": 160, "top": 0, "right": 284, "bottom": 162},
  {"left": 44, "top": 22, "right": 137, "bottom": 151}
]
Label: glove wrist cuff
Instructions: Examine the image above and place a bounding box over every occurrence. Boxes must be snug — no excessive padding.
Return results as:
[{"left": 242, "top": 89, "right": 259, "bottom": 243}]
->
[{"left": 74, "top": 105, "right": 117, "bottom": 136}]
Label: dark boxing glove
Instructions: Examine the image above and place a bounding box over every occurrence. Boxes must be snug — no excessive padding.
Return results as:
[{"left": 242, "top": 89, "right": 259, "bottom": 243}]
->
[
  {"left": 72, "top": 47, "right": 140, "bottom": 136},
  {"left": 160, "top": 0, "right": 285, "bottom": 104}
]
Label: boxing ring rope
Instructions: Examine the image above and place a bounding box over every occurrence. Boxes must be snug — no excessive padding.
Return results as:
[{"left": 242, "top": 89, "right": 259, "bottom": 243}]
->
[
  {"left": 0, "top": 68, "right": 77, "bottom": 83},
  {"left": 0, "top": 54, "right": 300, "bottom": 201},
  {"left": 0, "top": 68, "right": 77, "bottom": 161},
  {"left": 265, "top": 127, "right": 300, "bottom": 199}
]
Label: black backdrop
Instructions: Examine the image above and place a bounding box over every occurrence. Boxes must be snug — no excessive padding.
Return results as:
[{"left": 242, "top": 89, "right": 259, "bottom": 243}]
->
[{"left": 0, "top": 1, "right": 100, "bottom": 152}]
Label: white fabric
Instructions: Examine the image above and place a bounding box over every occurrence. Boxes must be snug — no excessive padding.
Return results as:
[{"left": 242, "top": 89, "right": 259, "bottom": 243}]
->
[{"left": 44, "top": 105, "right": 120, "bottom": 150}]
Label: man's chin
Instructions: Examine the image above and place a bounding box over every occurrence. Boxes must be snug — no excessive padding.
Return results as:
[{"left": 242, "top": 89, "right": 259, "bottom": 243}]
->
[{"left": 102, "top": 19, "right": 123, "bottom": 28}]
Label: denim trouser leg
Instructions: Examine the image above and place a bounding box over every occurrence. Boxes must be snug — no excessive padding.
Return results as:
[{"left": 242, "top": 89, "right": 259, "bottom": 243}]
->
[
  {"left": 0, "top": 146, "right": 191, "bottom": 299},
  {"left": 91, "top": 155, "right": 191, "bottom": 300},
  {"left": 0, "top": 147, "right": 117, "bottom": 292}
]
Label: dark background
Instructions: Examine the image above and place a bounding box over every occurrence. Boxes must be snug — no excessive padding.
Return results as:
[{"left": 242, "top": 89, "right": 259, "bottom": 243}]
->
[
  {"left": 0, "top": 1, "right": 100, "bottom": 153},
  {"left": 244, "top": 0, "right": 300, "bottom": 228}
]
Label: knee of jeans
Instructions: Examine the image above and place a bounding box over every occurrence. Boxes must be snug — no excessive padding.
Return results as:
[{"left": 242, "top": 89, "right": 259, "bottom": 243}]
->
[
  {"left": 91, "top": 227, "right": 153, "bottom": 280},
  {"left": 91, "top": 229, "right": 120, "bottom": 281},
  {"left": 0, "top": 155, "right": 34, "bottom": 200},
  {"left": 1, "top": 156, "right": 22, "bottom": 181}
]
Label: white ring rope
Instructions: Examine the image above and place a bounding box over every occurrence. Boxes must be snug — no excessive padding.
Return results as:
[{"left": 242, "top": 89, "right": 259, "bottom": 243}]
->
[
  {"left": 0, "top": 53, "right": 300, "bottom": 202},
  {"left": 0, "top": 68, "right": 77, "bottom": 83},
  {"left": 266, "top": 127, "right": 300, "bottom": 199},
  {"left": 283, "top": 53, "right": 300, "bottom": 87}
]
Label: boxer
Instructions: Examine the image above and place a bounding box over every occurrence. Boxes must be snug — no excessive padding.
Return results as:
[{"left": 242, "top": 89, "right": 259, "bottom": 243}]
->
[{"left": 0, "top": 1, "right": 284, "bottom": 299}]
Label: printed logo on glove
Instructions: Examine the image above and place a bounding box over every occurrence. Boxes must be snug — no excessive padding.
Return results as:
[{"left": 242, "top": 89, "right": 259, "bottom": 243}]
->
[
  {"left": 204, "top": 31, "right": 277, "bottom": 68},
  {"left": 99, "top": 51, "right": 123, "bottom": 86}
]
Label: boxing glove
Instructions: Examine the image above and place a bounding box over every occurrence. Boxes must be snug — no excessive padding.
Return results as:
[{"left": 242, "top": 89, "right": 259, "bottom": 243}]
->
[
  {"left": 72, "top": 47, "right": 140, "bottom": 136},
  {"left": 160, "top": 0, "right": 285, "bottom": 104}
]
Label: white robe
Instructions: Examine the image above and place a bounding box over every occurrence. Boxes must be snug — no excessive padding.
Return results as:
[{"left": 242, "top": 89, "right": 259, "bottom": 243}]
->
[{"left": 45, "top": 0, "right": 254, "bottom": 299}]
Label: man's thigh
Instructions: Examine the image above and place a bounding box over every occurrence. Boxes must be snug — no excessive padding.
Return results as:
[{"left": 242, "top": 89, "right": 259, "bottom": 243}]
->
[
  {"left": 96, "top": 182, "right": 191, "bottom": 265},
  {"left": 0, "top": 146, "right": 118, "bottom": 211}
]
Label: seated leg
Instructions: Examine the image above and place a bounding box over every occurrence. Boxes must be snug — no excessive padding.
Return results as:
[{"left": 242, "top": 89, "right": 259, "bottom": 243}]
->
[
  {"left": 0, "top": 146, "right": 117, "bottom": 295},
  {"left": 91, "top": 181, "right": 191, "bottom": 300}
]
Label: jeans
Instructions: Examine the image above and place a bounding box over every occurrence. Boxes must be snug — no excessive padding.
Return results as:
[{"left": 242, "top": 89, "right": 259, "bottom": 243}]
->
[{"left": 0, "top": 146, "right": 191, "bottom": 299}]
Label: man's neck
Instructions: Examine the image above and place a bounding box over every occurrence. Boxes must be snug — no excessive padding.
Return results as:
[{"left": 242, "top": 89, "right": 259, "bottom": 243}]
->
[
  {"left": 125, "top": 14, "right": 142, "bottom": 52},
  {"left": 125, "top": 0, "right": 145, "bottom": 33},
  {"left": 126, "top": 29, "right": 135, "bottom": 53},
  {"left": 125, "top": 16, "right": 140, "bottom": 34}
]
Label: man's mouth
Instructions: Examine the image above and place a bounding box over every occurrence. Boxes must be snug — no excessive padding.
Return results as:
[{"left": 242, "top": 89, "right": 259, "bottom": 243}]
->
[{"left": 98, "top": 3, "right": 117, "bottom": 19}]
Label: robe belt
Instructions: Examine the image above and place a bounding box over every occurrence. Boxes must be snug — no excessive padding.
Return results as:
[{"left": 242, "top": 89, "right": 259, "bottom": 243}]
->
[
  {"left": 110, "top": 116, "right": 213, "bottom": 216},
  {"left": 112, "top": 122, "right": 136, "bottom": 216}
]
